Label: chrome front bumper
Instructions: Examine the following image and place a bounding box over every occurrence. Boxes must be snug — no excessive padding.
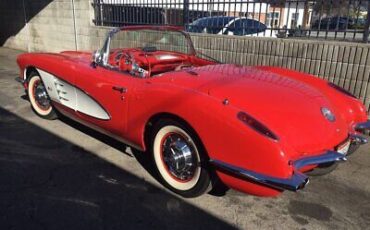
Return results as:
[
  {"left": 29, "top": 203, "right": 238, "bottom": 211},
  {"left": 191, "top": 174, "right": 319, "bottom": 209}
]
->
[{"left": 210, "top": 132, "right": 368, "bottom": 192}]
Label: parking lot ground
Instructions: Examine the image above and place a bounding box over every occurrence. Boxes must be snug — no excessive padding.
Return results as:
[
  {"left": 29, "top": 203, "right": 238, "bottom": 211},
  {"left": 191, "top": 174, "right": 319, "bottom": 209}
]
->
[{"left": 0, "top": 47, "right": 369, "bottom": 230}]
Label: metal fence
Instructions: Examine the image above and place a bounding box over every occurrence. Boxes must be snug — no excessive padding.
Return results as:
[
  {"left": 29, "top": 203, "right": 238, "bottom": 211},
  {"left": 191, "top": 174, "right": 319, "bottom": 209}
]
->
[{"left": 92, "top": 0, "right": 370, "bottom": 42}]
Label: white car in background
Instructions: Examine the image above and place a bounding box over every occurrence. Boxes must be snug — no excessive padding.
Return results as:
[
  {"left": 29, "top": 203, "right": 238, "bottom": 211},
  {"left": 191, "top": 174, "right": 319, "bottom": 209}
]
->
[{"left": 186, "top": 16, "right": 278, "bottom": 38}]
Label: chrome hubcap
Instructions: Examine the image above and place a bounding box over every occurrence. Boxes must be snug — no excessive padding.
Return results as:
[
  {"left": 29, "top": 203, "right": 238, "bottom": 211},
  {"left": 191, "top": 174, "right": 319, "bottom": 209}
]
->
[
  {"left": 162, "top": 133, "right": 197, "bottom": 181},
  {"left": 34, "top": 81, "right": 50, "bottom": 108}
]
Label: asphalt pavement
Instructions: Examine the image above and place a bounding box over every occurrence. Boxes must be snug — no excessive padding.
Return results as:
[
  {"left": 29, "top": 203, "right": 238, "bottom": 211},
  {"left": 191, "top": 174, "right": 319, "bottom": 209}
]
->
[{"left": 0, "top": 47, "right": 369, "bottom": 230}]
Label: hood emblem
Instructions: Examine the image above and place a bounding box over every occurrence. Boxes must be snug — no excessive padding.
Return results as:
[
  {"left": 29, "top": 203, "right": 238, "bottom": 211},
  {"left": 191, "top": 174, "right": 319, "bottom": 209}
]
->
[{"left": 321, "top": 107, "right": 336, "bottom": 122}]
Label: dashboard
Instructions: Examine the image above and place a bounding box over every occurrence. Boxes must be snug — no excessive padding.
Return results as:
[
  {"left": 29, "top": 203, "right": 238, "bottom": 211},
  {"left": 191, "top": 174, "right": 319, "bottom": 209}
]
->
[{"left": 108, "top": 48, "right": 193, "bottom": 78}]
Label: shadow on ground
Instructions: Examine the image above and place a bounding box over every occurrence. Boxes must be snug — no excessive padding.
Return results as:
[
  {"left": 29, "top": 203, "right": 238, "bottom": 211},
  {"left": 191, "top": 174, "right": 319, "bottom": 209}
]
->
[
  {"left": 57, "top": 111, "right": 230, "bottom": 198},
  {"left": 0, "top": 107, "right": 236, "bottom": 230},
  {"left": 0, "top": 0, "right": 54, "bottom": 46}
]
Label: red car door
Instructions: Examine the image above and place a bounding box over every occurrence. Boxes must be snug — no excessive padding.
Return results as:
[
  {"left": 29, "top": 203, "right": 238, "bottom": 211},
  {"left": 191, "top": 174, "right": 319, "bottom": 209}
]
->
[{"left": 74, "top": 66, "right": 135, "bottom": 139}]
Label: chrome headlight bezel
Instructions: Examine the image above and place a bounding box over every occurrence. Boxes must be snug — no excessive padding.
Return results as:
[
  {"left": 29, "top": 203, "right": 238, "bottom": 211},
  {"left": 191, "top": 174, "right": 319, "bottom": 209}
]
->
[{"left": 321, "top": 107, "right": 336, "bottom": 122}]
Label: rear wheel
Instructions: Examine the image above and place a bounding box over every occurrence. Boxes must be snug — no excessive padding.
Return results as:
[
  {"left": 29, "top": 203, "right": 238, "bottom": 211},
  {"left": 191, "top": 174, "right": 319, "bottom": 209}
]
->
[
  {"left": 27, "top": 72, "right": 58, "bottom": 120},
  {"left": 151, "top": 120, "right": 211, "bottom": 197}
]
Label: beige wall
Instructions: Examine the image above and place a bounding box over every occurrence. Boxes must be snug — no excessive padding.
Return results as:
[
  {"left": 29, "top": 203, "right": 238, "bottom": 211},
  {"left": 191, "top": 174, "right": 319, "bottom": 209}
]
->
[{"left": 1, "top": 0, "right": 370, "bottom": 113}]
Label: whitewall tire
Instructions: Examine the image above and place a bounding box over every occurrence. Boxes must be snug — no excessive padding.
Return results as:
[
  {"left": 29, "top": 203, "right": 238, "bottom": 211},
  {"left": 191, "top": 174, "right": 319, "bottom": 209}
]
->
[
  {"left": 151, "top": 120, "right": 211, "bottom": 197},
  {"left": 27, "top": 72, "right": 58, "bottom": 120}
]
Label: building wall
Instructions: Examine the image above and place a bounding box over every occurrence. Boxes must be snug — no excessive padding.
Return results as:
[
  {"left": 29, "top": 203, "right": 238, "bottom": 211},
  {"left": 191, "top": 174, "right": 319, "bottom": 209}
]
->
[
  {"left": 281, "top": 2, "right": 305, "bottom": 28},
  {"left": 1, "top": 0, "right": 370, "bottom": 113},
  {"left": 1, "top": 0, "right": 97, "bottom": 52},
  {"left": 1, "top": 0, "right": 73, "bottom": 52}
]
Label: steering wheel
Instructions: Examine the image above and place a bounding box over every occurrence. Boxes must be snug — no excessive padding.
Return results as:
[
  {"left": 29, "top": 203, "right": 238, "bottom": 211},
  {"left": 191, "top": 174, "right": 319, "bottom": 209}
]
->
[
  {"left": 119, "top": 51, "right": 150, "bottom": 78},
  {"left": 118, "top": 52, "right": 133, "bottom": 72},
  {"left": 114, "top": 51, "right": 123, "bottom": 65}
]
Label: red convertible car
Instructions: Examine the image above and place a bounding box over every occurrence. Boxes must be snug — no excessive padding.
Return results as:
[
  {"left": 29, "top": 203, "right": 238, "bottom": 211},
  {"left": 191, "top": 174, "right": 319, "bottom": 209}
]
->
[{"left": 16, "top": 26, "right": 369, "bottom": 198}]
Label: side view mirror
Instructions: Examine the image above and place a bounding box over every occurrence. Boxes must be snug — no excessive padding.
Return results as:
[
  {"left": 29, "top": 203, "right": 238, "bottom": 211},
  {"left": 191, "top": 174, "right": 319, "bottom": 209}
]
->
[{"left": 91, "top": 50, "right": 101, "bottom": 68}]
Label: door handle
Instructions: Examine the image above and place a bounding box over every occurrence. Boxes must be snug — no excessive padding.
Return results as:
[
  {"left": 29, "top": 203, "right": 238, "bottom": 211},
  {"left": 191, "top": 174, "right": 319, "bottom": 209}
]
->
[{"left": 112, "top": 86, "right": 127, "bottom": 93}]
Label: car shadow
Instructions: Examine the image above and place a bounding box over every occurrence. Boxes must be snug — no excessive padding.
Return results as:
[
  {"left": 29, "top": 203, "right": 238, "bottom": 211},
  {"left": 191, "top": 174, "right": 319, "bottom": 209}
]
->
[
  {"left": 0, "top": 107, "right": 236, "bottom": 230},
  {"left": 20, "top": 91, "right": 230, "bottom": 197},
  {"left": 20, "top": 93, "right": 177, "bottom": 186},
  {"left": 58, "top": 113, "right": 230, "bottom": 197},
  {"left": 58, "top": 115, "right": 134, "bottom": 158}
]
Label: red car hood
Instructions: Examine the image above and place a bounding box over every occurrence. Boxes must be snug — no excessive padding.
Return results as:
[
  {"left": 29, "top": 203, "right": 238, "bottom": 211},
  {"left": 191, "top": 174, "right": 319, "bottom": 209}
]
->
[{"left": 170, "top": 64, "right": 348, "bottom": 154}]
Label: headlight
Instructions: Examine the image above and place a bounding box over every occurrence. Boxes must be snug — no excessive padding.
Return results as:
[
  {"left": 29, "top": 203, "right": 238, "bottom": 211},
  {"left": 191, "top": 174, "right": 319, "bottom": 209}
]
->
[
  {"left": 237, "top": 112, "right": 278, "bottom": 141},
  {"left": 328, "top": 82, "right": 356, "bottom": 98}
]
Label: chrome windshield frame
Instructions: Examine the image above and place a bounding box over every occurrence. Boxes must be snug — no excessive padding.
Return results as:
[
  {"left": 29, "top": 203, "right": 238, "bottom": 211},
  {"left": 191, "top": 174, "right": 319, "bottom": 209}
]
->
[{"left": 96, "top": 26, "right": 196, "bottom": 67}]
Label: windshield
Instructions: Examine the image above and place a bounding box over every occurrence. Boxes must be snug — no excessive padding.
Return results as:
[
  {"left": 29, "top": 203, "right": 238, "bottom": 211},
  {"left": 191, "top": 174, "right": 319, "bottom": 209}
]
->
[
  {"left": 109, "top": 28, "right": 193, "bottom": 56},
  {"left": 94, "top": 27, "right": 220, "bottom": 73}
]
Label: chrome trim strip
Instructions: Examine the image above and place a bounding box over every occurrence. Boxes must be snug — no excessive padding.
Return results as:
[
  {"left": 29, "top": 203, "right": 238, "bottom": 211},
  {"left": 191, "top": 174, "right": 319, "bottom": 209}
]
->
[
  {"left": 210, "top": 159, "right": 309, "bottom": 191},
  {"left": 293, "top": 150, "right": 347, "bottom": 169},
  {"left": 355, "top": 120, "right": 370, "bottom": 132},
  {"left": 210, "top": 150, "right": 348, "bottom": 192}
]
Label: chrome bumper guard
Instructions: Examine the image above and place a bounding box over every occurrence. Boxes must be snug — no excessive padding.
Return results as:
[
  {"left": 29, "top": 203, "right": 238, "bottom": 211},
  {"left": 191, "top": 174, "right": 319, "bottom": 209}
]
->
[
  {"left": 355, "top": 120, "right": 370, "bottom": 134},
  {"left": 350, "top": 133, "right": 368, "bottom": 145},
  {"left": 210, "top": 150, "right": 348, "bottom": 192}
]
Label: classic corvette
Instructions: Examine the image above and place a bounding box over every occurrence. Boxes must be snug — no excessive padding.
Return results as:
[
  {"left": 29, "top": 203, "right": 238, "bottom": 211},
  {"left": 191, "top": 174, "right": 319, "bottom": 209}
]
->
[{"left": 16, "top": 26, "right": 369, "bottom": 198}]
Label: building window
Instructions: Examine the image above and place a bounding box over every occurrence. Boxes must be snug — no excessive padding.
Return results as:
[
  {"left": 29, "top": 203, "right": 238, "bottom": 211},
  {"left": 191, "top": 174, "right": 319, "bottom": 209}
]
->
[
  {"left": 266, "top": 12, "right": 280, "bottom": 27},
  {"left": 291, "top": 13, "right": 299, "bottom": 28}
]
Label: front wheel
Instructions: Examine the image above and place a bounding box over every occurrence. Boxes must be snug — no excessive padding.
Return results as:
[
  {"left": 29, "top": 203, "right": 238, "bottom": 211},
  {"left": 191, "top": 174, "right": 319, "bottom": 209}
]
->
[
  {"left": 27, "top": 72, "right": 58, "bottom": 120},
  {"left": 151, "top": 120, "right": 211, "bottom": 198}
]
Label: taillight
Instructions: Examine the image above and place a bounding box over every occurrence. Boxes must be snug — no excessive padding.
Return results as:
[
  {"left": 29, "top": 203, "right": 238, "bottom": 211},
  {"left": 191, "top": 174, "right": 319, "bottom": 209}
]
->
[
  {"left": 237, "top": 112, "right": 278, "bottom": 141},
  {"left": 328, "top": 82, "right": 356, "bottom": 98}
]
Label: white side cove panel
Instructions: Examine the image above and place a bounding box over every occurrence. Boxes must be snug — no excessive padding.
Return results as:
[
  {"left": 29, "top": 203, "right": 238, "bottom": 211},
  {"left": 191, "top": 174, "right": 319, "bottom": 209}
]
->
[
  {"left": 75, "top": 88, "right": 110, "bottom": 120},
  {"left": 37, "top": 68, "right": 110, "bottom": 120},
  {"left": 37, "top": 69, "right": 77, "bottom": 110}
]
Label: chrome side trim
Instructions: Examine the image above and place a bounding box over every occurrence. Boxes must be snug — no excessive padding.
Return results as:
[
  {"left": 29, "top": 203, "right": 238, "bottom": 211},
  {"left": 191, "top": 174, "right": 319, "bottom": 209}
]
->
[
  {"left": 293, "top": 150, "right": 347, "bottom": 169},
  {"left": 210, "top": 150, "right": 348, "bottom": 192},
  {"left": 355, "top": 120, "right": 370, "bottom": 132},
  {"left": 210, "top": 159, "right": 309, "bottom": 191}
]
